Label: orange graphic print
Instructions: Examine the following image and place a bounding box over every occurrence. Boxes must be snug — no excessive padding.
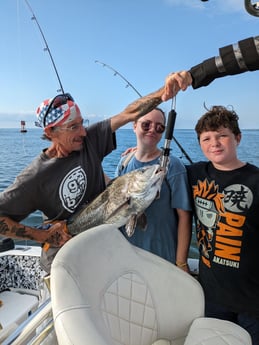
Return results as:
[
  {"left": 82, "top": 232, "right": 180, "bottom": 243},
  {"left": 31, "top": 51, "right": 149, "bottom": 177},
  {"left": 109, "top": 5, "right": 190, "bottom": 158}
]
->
[{"left": 193, "top": 178, "right": 249, "bottom": 269}]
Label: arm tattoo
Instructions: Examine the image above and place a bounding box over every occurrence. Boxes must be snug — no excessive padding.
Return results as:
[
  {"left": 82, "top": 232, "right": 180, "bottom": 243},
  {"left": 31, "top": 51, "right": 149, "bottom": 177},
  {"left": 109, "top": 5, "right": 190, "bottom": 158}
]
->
[
  {"left": 0, "top": 219, "right": 34, "bottom": 241},
  {"left": 15, "top": 225, "right": 35, "bottom": 240},
  {"left": 0, "top": 219, "right": 9, "bottom": 235},
  {"left": 124, "top": 87, "right": 164, "bottom": 120},
  {"left": 48, "top": 232, "right": 62, "bottom": 246}
]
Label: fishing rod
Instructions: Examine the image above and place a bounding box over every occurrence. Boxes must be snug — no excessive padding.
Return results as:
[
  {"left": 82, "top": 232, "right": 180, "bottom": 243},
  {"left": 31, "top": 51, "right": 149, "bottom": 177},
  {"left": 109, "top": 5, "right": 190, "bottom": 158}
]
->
[
  {"left": 159, "top": 98, "right": 177, "bottom": 171},
  {"left": 23, "top": 0, "right": 65, "bottom": 94},
  {"left": 95, "top": 60, "right": 193, "bottom": 164},
  {"left": 95, "top": 60, "right": 142, "bottom": 98}
]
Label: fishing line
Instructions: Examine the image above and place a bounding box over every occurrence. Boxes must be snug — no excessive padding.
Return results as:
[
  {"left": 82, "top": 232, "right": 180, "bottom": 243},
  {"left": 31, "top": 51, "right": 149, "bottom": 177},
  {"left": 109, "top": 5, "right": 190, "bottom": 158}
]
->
[
  {"left": 16, "top": 0, "right": 30, "bottom": 157},
  {"left": 16, "top": 0, "right": 24, "bottom": 87},
  {"left": 95, "top": 60, "right": 193, "bottom": 164},
  {"left": 23, "top": 0, "right": 65, "bottom": 94}
]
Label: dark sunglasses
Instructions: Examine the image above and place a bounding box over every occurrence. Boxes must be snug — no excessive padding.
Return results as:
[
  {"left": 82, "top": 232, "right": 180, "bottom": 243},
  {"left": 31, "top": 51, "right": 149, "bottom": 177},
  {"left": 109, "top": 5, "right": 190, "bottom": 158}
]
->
[
  {"left": 138, "top": 120, "right": 165, "bottom": 134},
  {"left": 43, "top": 93, "right": 74, "bottom": 127}
]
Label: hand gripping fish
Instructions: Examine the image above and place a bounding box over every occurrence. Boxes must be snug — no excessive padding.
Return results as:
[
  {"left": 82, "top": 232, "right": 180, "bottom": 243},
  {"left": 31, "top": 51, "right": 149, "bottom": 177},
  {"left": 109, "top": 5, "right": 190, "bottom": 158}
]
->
[{"left": 67, "top": 164, "right": 165, "bottom": 237}]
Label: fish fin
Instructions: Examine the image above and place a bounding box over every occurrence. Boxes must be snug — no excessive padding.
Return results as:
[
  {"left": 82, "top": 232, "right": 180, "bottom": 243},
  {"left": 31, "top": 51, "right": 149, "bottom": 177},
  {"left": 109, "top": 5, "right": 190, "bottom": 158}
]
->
[
  {"left": 106, "top": 197, "right": 131, "bottom": 221},
  {"left": 125, "top": 214, "right": 138, "bottom": 237},
  {"left": 136, "top": 213, "right": 147, "bottom": 231}
]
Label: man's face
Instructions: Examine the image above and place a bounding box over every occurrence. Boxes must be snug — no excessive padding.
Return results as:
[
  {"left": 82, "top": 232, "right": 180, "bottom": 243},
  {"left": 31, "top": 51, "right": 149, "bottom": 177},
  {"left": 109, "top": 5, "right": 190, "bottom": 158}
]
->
[{"left": 47, "top": 114, "right": 86, "bottom": 154}]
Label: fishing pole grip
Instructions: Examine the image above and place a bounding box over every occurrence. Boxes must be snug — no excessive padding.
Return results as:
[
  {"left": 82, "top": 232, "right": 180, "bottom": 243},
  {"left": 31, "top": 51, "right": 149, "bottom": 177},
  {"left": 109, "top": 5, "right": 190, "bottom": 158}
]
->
[
  {"left": 165, "top": 109, "right": 176, "bottom": 140},
  {"left": 159, "top": 109, "right": 177, "bottom": 170}
]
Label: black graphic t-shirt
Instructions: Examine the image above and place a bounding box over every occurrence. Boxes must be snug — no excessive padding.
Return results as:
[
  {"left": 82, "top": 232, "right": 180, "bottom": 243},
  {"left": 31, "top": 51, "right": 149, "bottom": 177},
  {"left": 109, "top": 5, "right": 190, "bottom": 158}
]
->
[{"left": 187, "top": 161, "right": 259, "bottom": 318}]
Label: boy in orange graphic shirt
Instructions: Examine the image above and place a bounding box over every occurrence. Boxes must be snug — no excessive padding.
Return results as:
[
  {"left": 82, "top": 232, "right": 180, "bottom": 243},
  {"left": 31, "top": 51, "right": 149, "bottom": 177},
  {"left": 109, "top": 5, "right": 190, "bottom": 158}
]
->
[{"left": 187, "top": 106, "right": 259, "bottom": 344}]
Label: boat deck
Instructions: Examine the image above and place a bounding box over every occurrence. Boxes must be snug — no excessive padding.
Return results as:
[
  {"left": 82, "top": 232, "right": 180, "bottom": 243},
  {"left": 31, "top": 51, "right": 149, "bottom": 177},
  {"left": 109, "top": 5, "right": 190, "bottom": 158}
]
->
[{"left": 0, "top": 245, "right": 44, "bottom": 290}]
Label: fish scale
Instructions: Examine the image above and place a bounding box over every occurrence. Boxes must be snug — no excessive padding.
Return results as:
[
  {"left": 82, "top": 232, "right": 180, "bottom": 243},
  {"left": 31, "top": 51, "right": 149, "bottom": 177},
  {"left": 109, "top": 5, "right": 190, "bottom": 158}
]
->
[{"left": 67, "top": 164, "right": 164, "bottom": 237}]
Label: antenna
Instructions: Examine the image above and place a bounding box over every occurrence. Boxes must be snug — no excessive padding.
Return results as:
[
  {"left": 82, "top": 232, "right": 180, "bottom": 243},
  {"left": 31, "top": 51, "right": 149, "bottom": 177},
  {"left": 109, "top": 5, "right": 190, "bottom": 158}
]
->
[
  {"left": 95, "top": 60, "right": 193, "bottom": 164},
  {"left": 24, "top": 0, "right": 65, "bottom": 94}
]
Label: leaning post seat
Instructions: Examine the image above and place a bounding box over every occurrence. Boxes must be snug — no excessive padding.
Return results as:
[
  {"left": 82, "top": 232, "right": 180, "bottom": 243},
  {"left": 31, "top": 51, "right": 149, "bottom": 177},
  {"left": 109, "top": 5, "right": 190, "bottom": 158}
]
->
[{"left": 51, "top": 224, "right": 251, "bottom": 345}]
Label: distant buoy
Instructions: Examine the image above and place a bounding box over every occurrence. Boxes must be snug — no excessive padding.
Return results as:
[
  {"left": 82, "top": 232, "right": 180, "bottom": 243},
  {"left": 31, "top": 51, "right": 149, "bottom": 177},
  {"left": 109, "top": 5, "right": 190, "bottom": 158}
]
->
[{"left": 20, "top": 120, "right": 27, "bottom": 133}]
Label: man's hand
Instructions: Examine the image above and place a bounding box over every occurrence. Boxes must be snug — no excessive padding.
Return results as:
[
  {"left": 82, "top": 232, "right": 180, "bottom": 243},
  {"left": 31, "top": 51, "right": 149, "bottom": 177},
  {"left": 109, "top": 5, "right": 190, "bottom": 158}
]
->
[
  {"left": 44, "top": 221, "right": 72, "bottom": 248},
  {"left": 121, "top": 147, "right": 137, "bottom": 156},
  {"left": 162, "top": 71, "right": 193, "bottom": 101}
]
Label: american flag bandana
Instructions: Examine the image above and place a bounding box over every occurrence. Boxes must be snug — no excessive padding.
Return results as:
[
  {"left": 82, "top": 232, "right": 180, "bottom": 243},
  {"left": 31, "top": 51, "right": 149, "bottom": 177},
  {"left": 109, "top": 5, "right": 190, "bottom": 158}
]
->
[{"left": 36, "top": 98, "right": 81, "bottom": 128}]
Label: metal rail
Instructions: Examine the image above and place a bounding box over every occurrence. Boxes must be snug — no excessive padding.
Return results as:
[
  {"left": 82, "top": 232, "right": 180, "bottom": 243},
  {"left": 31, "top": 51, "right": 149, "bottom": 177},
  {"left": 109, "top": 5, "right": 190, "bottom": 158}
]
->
[{"left": 2, "top": 298, "right": 54, "bottom": 345}]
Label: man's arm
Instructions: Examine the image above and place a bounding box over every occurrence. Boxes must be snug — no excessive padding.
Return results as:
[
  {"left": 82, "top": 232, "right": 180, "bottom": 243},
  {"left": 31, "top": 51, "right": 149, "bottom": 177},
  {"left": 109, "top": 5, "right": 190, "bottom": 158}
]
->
[
  {"left": 190, "top": 36, "right": 259, "bottom": 89},
  {"left": 110, "top": 87, "right": 164, "bottom": 131},
  {"left": 0, "top": 216, "right": 71, "bottom": 247},
  {"left": 110, "top": 71, "right": 191, "bottom": 132},
  {"left": 163, "top": 36, "right": 259, "bottom": 101}
]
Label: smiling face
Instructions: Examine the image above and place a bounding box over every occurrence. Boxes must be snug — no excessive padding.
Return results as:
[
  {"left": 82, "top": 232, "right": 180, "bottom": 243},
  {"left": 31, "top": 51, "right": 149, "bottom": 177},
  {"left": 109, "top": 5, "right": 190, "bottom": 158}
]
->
[
  {"left": 195, "top": 106, "right": 243, "bottom": 170},
  {"left": 134, "top": 108, "right": 165, "bottom": 149},
  {"left": 199, "top": 126, "right": 241, "bottom": 169},
  {"left": 45, "top": 113, "right": 86, "bottom": 154}
]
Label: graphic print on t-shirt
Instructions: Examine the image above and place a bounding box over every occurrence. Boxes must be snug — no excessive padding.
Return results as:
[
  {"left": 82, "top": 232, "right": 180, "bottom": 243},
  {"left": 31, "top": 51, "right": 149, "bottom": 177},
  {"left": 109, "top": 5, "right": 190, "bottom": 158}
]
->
[
  {"left": 59, "top": 166, "right": 87, "bottom": 212},
  {"left": 193, "top": 178, "right": 253, "bottom": 269}
]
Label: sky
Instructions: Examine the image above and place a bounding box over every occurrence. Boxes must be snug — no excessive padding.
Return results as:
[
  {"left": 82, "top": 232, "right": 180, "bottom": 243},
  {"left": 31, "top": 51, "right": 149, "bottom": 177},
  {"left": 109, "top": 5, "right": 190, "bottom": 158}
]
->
[{"left": 0, "top": 0, "right": 259, "bottom": 129}]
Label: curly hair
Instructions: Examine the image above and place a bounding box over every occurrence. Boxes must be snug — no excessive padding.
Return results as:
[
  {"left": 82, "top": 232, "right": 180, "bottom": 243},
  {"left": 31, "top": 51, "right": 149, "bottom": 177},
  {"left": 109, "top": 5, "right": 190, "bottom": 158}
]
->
[{"left": 195, "top": 105, "right": 241, "bottom": 141}]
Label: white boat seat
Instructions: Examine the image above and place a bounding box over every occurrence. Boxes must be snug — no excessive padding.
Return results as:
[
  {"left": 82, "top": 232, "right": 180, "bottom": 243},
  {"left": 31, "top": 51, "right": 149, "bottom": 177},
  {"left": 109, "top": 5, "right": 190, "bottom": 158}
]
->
[
  {"left": 0, "top": 290, "right": 39, "bottom": 343},
  {"left": 184, "top": 317, "right": 252, "bottom": 345},
  {"left": 51, "top": 224, "right": 251, "bottom": 345}
]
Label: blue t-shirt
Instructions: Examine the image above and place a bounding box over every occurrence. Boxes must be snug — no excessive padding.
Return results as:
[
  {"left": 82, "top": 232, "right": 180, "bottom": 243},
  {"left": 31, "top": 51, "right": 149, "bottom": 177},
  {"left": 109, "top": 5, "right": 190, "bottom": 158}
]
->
[{"left": 115, "top": 154, "right": 191, "bottom": 263}]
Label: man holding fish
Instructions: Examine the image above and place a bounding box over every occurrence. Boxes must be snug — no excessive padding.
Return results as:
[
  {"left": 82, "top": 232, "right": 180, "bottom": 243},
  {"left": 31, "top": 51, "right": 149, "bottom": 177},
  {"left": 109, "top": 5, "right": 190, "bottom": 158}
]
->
[
  {"left": 0, "top": 35, "right": 258, "bottom": 274},
  {"left": 0, "top": 75, "right": 189, "bottom": 273}
]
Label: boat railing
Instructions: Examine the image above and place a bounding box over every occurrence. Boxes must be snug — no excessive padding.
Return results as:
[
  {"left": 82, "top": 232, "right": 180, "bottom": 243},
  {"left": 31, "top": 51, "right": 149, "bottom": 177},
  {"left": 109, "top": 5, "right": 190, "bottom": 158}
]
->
[{"left": 2, "top": 298, "right": 56, "bottom": 345}]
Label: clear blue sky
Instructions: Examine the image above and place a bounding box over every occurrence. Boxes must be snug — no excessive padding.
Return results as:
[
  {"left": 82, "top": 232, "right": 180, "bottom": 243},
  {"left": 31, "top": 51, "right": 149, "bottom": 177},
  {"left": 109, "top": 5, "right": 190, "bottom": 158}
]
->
[{"left": 0, "top": 0, "right": 258, "bottom": 129}]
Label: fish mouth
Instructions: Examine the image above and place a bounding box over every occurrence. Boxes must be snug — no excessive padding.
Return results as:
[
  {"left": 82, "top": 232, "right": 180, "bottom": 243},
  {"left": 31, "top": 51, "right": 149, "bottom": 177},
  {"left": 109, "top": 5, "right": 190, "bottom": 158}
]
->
[
  {"left": 151, "top": 165, "right": 166, "bottom": 179},
  {"left": 150, "top": 165, "right": 165, "bottom": 199},
  {"left": 155, "top": 190, "right": 161, "bottom": 199}
]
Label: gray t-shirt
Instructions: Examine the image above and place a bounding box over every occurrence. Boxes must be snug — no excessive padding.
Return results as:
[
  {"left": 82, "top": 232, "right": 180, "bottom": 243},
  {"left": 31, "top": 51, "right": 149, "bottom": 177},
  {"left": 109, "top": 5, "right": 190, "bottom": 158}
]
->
[
  {"left": 0, "top": 119, "right": 115, "bottom": 273},
  {"left": 0, "top": 119, "right": 115, "bottom": 220}
]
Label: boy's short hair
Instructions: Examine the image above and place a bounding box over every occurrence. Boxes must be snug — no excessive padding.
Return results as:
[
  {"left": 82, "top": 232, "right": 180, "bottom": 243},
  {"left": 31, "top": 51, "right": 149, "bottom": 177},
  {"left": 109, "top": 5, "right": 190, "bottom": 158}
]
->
[{"left": 195, "top": 105, "right": 241, "bottom": 141}]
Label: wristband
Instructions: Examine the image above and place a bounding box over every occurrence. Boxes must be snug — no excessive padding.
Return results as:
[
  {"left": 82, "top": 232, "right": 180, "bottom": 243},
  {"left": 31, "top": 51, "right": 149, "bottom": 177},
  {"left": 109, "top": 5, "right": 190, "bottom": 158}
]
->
[{"left": 176, "top": 261, "right": 188, "bottom": 268}]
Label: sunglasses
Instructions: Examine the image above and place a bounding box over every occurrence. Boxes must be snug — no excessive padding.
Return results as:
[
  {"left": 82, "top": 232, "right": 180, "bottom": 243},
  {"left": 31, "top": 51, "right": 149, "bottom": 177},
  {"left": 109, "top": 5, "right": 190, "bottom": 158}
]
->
[
  {"left": 57, "top": 119, "right": 84, "bottom": 132},
  {"left": 43, "top": 93, "right": 74, "bottom": 127},
  {"left": 138, "top": 120, "right": 165, "bottom": 134}
]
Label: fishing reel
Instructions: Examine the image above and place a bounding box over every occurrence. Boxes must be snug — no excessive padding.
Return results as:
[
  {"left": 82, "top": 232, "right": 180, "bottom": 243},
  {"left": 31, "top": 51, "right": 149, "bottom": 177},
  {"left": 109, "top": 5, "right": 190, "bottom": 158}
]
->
[
  {"left": 244, "top": 0, "right": 259, "bottom": 17},
  {"left": 201, "top": 0, "right": 259, "bottom": 17}
]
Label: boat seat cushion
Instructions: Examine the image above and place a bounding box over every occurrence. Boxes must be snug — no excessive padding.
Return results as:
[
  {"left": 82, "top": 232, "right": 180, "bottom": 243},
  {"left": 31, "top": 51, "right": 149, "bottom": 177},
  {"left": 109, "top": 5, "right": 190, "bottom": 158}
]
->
[
  {"left": 51, "top": 224, "right": 204, "bottom": 345},
  {"left": 151, "top": 317, "right": 252, "bottom": 345},
  {"left": 152, "top": 340, "right": 171, "bottom": 345},
  {"left": 51, "top": 224, "right": 252, "bottom": 345},
  {"left": 183, "top": 317, "right": 252, "bottom": 345}
]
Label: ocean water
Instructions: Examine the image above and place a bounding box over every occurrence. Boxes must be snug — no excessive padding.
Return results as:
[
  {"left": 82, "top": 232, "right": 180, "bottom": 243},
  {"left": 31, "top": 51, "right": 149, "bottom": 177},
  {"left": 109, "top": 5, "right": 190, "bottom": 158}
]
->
[{"left": 1, "top": 127, "right": 259, "bottom": 257}]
